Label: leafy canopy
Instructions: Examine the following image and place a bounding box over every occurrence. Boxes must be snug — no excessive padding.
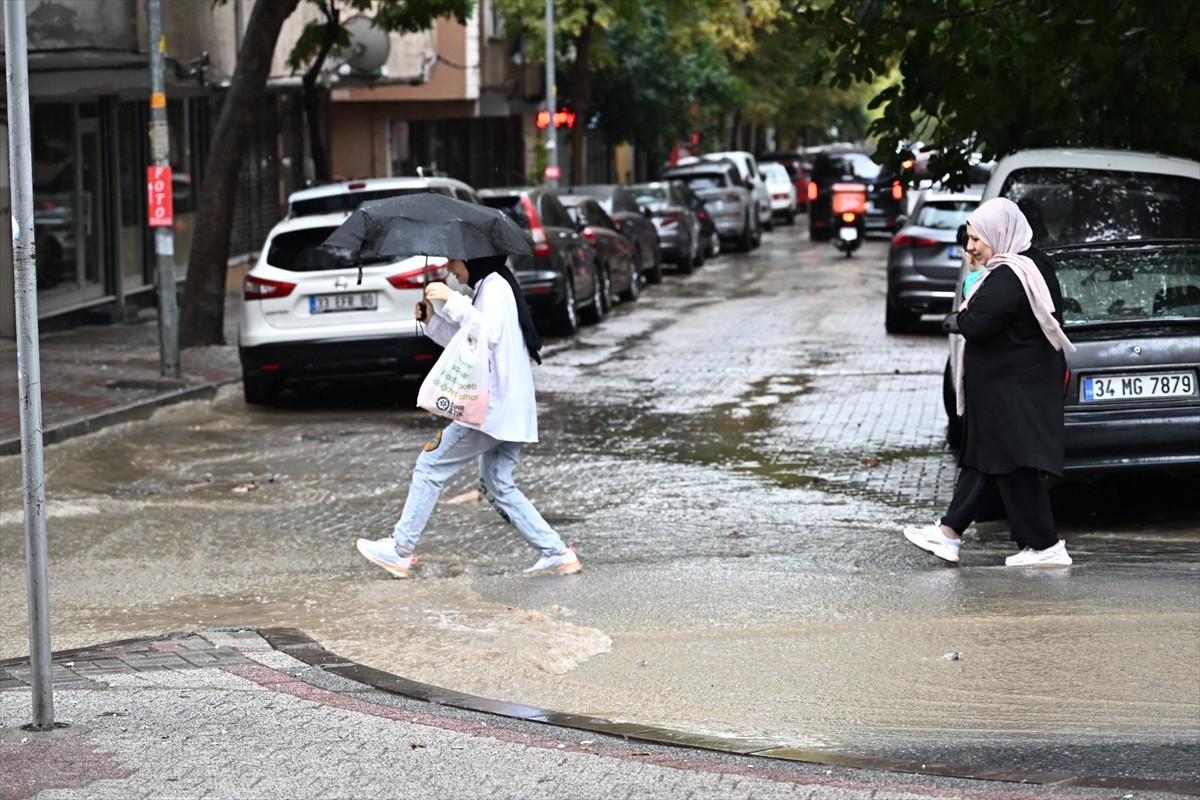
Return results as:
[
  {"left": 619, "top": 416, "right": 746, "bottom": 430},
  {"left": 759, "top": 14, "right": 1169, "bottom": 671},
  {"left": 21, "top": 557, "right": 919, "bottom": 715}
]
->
[{"left": 796, "top": 0, "right": 1200, "bottom": 187}]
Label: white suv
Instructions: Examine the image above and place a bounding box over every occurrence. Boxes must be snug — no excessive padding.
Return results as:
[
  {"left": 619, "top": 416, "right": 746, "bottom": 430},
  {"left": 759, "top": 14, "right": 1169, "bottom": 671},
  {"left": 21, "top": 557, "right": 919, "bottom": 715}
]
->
[{"left": 238, "top": 176, "right": 480, "bottom": 405}]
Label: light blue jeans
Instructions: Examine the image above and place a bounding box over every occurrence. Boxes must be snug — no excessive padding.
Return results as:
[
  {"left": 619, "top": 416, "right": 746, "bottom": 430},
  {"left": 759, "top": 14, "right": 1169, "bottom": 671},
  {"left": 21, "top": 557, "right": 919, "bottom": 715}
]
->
[{"left": 392, "top": 423, "right": 568, "bottom": 558}]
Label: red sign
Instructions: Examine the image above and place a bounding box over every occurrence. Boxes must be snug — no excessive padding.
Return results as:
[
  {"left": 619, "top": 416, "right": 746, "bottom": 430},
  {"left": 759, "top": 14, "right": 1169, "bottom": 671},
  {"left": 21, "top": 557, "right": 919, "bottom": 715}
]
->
[
  {"left": 544, "top": 165, "right": 561, "bottom": 180},
  {"left": 147, "top": 166, "right": 174, "bottom": 227}
]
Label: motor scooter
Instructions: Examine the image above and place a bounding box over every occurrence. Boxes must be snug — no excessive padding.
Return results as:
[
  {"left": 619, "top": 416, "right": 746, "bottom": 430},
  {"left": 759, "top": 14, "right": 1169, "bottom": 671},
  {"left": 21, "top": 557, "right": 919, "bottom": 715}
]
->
[{"left": 830, "top": 182, "right": 868, "bottom": 257}]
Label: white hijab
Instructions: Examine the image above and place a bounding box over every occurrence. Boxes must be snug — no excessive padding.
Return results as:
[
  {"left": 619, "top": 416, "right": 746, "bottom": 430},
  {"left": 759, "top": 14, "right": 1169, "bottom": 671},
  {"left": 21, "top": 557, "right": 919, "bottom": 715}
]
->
[{"left": 956, "top": 198, "right": 1075, "bottom": 415}]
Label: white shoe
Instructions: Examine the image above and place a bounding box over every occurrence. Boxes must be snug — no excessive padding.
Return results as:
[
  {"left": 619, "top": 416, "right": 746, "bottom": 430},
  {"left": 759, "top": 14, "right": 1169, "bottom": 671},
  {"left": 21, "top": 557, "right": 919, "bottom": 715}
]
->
[
  {"left": 356, "top": 537, "right": 416, "bottom": 578},
  {"left": 1005, "top": 540, "right": 1072, "bottom": 567},
  {"left": 524, "top": 547, "right": 582, "bottom": 575},
  {"left": 903, "top": 523, "right": 961, "bottom": 563}
]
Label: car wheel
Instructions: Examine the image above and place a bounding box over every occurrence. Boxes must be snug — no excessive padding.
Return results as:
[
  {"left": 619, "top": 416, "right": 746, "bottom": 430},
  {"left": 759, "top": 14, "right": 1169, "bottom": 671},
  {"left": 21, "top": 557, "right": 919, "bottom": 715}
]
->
[
  {"left": 942, "top": 360, "right": 963, "bottom": 448},
  {"left": 550, "top": 270, "right": 578, "bottom": 336},
  {"left": 243, "top": 375, "right": 280, "bottom": 406},
  {"left": 763, "top": 209, "right": 775, "bottom": 232},
  {"left": 706, "top": 231, "right": 720, "bottom": 258},
  {"left": 751, "top": 210, "right": 763, "bottom": 249},
  {"left": 598, "top": 263, "right": 613, "bottom": 313},
  {"left": 646, "top": 248, "right": 664, "bottom": 285},
  {"left": 619, "top": 257, "right": 640, "bottom": 302},
  {"left": 580, "top": 269, "right": 604, "bottom": 326},
  {"left": 885, "top": 298, "right": 920, "bottom": 334},
  {"left": 737, "top": 214, "right": 754, "bottom": 252}
]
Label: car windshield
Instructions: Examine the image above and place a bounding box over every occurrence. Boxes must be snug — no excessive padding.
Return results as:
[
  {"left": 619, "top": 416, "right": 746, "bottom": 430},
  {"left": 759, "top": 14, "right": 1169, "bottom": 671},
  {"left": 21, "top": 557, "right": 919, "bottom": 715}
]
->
[
  {"left": 1000, "top": 168, "right": 1200, "bottom": 247},
  {"left": 1053, "top": 244, "right": 1200, "bottom": 326},
  {"left": 481, "top": 197, "right": 530, "bottom": 229},
  {"left": 820, "top": 152, "right": 882, "bottom": 181},
  {"left": 673, "top": 173, "right": 725, "bottom": 191},
  {"left": 915, "top": 199, "right": 977, "bottom": 230},
  {"left": 631, "top": 186, "right": 670, "bottom": 208},
  {"left": 267, "top": 227, "right": 370, "bottom": 271}
]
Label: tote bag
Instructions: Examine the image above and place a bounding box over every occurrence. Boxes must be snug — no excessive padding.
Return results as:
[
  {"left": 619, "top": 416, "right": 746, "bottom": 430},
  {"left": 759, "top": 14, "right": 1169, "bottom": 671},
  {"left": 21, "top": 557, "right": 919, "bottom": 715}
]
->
[{"left": 417, "top": 324, "right": 490, "bottom": 425}]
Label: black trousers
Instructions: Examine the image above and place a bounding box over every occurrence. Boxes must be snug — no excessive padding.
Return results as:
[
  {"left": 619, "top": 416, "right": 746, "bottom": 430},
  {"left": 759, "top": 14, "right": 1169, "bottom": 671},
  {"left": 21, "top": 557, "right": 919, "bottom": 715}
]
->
[{"left": 941, "top": 466, "right": 1059, "bottom": 551}]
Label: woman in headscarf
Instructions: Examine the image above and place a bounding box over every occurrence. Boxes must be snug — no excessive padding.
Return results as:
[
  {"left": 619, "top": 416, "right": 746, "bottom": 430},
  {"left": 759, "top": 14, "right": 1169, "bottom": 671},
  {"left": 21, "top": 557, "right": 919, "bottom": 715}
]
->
[
  {"left": 904, "top": 198, "right": 1076, "bottom": 567},
  {"left": 356, "top": 254, "right": 581, "bottom": 578}
]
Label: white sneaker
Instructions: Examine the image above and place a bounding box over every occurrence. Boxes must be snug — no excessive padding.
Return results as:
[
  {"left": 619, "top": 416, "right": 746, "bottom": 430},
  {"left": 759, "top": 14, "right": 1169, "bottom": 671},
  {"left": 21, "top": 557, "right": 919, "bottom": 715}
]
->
[
  {"left": 1005, "top": 540, "right": 1072, "bottom": 567},
  {"left": 903, "top": 523, "right": 961, "bottom": 563},
  {"left": 356, "top": 537, "right": 416, "bottom": 579},
  {"left": 524, "top": 547, "right": 582, "bottom": 575}
]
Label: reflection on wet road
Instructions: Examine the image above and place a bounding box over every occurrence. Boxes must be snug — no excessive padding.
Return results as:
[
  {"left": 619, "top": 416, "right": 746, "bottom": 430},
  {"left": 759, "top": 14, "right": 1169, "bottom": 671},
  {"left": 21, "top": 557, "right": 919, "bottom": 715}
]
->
[{"left": 2, "top": 228, "right": 1197, "bottom": 781}]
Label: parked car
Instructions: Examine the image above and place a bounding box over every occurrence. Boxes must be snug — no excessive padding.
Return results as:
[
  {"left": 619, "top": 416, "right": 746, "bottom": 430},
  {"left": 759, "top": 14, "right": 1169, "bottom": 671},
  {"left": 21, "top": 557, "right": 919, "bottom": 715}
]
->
[
  {"left": 479, "top": 186, "right": 603, "bottom": 336},
  {"left": 943, "top": 148, "right": 1200, "bottom": 479},
  {"left": 680, "top": 182, "right": 721, "bottom": 259},
  {"left": 662, "top": 160, "right": 758, "bottom": 252},
  {"left": 628, "top": 181, "right": 703, "bottom": 273},
  {"left": 760, "top": 161, "right": 798, "bottom": 225},
  {"left": 885, "top": 188, "right": 981, "bottom": 333},
  {"left": 807, "top": 147, "right": 905, "bottom": 240},
  {"left": 563, "top": 184, "right": 663, "bottom": 285},
  {"left": 238, "top": 176, "right": 486, "bottom": 406},
  {"left": 758, "top": 150, "right": 812, "bottom": 210},
  {"left": 700, "top": 150, "right": 773, "bottom": 232},
  {"left": 556, "top": 194, "right": 640, "bottom": 310},
  {"left": 285, "top": 175, "right": 482, "bottom": 217}
]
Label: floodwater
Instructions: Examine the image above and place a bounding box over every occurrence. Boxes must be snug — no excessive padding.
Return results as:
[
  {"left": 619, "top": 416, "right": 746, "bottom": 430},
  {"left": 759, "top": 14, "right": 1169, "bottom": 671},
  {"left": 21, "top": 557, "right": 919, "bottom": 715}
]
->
[{"left": 2, "top": 231, "right": 1198, "bottom": 774}]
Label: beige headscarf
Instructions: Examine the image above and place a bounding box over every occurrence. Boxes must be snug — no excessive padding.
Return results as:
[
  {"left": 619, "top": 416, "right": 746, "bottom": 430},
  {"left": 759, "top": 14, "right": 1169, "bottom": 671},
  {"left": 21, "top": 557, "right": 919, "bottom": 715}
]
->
[{"left": 955, "top": 197, "right": 1075, "bottom": 416}]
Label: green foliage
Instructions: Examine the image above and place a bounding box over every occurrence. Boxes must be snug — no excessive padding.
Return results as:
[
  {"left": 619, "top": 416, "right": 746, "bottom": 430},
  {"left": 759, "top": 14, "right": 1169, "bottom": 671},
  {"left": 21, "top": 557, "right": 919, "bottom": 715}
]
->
[{"left": 796, "top": 0, "right": 1200, "bottom": 186}]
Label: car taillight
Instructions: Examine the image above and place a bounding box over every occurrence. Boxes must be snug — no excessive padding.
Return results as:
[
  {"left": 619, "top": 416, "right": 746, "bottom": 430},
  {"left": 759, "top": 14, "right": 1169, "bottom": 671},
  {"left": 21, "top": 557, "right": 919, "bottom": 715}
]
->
[
  {"left": 388, "top": 261, "right": 449, "bottom": 290},
  {"left": 891, "top": 233, "right": 938, "bottom": 248},
  {"left": 891, "top": 180, "right": 903, "bottom": 200},
  {"left": 1063, "top": 369, "right": 1072, "bottom": 397},
  {"left": 243, "top": 275, "right": 296, "bottom": 301},
  {"left": 659, "top": 212, "right": 680, "bottom": 228},
  {"left": 520, "top": 195, "right": 552, "bottom": 256},
  {"left": 581, "top": 226, "right": 598, "bottom": 242},
  {"left": 808, "top": 183, "right": 818, "bottom": 202}
]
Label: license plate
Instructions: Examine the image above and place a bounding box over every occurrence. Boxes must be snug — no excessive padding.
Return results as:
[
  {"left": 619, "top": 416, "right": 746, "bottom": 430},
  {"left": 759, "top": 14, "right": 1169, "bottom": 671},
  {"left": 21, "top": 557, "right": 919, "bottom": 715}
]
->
[
  {"left": 838, "top": 227, "right": 858, "bottom": 241},
  {"left": 310, "top": 292, "right": 377, "bottom": 314},
  {"left": 1081, "top": 371, "right": 1196, "bottom": 402},
  {"left": 949, "top": 245, "right": 962, "bottom": 258}
]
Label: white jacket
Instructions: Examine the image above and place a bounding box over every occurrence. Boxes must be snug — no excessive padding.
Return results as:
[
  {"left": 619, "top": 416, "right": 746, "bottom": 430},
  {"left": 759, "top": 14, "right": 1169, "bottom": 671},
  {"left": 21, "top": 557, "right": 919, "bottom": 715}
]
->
[{"left": 423, "top": 273, "right": 539, "bottom": 443}]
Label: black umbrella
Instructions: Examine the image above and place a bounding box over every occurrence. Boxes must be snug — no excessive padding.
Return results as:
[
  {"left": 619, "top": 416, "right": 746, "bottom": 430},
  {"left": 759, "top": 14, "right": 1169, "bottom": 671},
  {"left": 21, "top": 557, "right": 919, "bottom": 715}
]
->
[{"left": 321, "top": 191, "right": 531, "bottom": 264}]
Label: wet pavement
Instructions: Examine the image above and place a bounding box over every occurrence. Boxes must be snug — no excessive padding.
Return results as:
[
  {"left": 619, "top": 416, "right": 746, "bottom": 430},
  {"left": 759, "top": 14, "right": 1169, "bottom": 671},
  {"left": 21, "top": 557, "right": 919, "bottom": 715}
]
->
[{"left": 2, "top": 232, "right": 1198, "bottom": 798}]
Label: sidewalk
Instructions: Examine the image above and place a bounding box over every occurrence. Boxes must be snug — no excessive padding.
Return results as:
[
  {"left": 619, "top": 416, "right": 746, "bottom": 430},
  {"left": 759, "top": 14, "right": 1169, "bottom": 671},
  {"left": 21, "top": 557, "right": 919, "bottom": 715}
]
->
[
  {"left": 3, "top": 628, "right": 1193, "bottom": 800},
  {"left": 0, "top": 297, "right": 242, "bottom": 457}
]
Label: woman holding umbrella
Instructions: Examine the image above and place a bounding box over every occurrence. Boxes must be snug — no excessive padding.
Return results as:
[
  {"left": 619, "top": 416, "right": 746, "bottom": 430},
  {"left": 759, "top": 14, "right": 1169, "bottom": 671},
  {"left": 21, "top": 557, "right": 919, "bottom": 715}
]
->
[{"left": 355, "top": 254, "right": 581, "bottom": 578}]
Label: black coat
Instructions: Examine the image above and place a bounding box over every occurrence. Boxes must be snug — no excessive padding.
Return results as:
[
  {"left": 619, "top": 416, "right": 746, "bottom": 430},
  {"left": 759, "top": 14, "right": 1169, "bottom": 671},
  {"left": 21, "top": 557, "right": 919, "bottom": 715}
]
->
[{"left": 957, "top": 248, "right": 1068, "bottom": 476}]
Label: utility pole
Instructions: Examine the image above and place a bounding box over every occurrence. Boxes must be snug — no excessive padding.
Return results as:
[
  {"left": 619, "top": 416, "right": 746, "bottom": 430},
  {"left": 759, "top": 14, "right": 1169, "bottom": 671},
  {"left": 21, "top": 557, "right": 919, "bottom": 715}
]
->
[
  {"left": 543, "top": 0, "right": 558, "bottom": 189},
  {"left": 148, "top": 0, "right": 180, "bottom": 378},
  {"left": 5, "top": 0, "right": 56, "bottom": 731}
]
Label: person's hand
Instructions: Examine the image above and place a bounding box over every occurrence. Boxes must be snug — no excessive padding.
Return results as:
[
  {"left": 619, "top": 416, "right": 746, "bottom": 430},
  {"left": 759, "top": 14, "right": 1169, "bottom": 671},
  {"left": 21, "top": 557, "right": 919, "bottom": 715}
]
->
[{"left": 425, "top": 282, "right": 453, "bottom": 303}]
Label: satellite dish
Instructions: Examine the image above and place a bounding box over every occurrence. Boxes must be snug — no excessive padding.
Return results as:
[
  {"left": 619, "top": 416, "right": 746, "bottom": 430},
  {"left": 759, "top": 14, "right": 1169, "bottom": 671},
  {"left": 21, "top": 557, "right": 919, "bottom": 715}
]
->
[{"left": 340, "top": 16, "right": 390, "bottom": 74}]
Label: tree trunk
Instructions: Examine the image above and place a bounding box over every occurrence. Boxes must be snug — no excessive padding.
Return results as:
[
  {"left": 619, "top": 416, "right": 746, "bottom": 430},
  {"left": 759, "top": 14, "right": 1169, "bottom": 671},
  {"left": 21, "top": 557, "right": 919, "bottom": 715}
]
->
[
  {"left": 302, "top": 7, "right": 342, "bottom": 185},
  {"left": 179, "top": 0, "right": 300, "bottom": 348},
  {"left": 568, "top": 17, "right": 594, "bottom": 187}
]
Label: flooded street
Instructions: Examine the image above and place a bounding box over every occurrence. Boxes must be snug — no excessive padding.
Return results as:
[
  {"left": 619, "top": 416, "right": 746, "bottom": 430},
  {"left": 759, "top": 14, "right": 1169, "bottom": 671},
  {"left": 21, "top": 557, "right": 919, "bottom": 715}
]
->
[{"left": 2, "top": 227, "right": 1198, "bottom": 777}]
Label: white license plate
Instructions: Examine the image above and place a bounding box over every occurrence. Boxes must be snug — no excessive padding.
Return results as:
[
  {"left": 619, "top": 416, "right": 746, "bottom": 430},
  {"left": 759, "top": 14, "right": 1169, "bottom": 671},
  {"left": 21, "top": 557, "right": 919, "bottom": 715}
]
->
[
  {"left": 838, "top": 227, "right": 858, "bottom": 241},
  {"left": 1081, "top": 371, "right": 1196, "bottom": 402},
  {"left": 949, "top": 245, "right": 962, "bottom": 258},
  {"left": 310, "top": 292, "right": 377, "bottom": 314}
]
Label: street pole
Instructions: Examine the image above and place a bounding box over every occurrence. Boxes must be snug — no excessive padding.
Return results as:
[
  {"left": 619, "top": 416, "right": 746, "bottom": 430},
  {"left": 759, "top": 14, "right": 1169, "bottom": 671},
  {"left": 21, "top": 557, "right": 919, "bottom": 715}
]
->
[
  {"left": 148, "top": 0, "right": 180, "bottom": 378},
  {"left": 544, "top": 0, "right": 558, "bottom": 189},
  {"left": 4, "top": 0, "right": 56, "bottom": 731}
]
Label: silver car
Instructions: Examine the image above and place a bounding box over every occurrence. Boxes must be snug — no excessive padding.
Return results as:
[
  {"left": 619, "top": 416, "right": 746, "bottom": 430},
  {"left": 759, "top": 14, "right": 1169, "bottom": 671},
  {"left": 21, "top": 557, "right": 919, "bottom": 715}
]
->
[
  {"left": 885, "top": 189, "right": 980, "bottom": 333},
  {"left": 662, "top": 161, "right": 758, "bottom": 252}
]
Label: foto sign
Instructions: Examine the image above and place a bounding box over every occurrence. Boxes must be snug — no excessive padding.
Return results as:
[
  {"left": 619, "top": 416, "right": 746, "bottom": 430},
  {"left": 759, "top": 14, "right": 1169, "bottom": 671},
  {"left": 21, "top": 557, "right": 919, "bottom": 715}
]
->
[{"left": 147, "top": 166, "right": 174, "bottom": 227}]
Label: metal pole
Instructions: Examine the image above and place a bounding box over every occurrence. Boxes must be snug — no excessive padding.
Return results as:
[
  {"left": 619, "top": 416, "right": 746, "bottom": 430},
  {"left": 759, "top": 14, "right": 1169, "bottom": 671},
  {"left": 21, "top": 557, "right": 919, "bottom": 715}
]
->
[
  {"left": 148, "top": 0, "right": 180, "bottom": 378},
  {"left": 4, "top": 0, "right": 56, "bottom": 731},
  {"left": 544, "top": 0, "right": 557, "bottom": 189}
]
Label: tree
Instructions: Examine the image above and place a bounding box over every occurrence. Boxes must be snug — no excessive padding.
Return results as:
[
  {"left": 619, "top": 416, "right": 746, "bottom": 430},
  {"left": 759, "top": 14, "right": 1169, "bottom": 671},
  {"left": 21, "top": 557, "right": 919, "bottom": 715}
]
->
[
  {"left": 180, "top": 0, "right": 474, "bottom": 347},
  {"left": 795, "top": 0, "right": 1200, "bottom": 187},
  {"left": 495, "top": 0, "right": 785, "bottom": 185},
  {"left": 287, "top": 0, "right": 474, "bottom": 184}
]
